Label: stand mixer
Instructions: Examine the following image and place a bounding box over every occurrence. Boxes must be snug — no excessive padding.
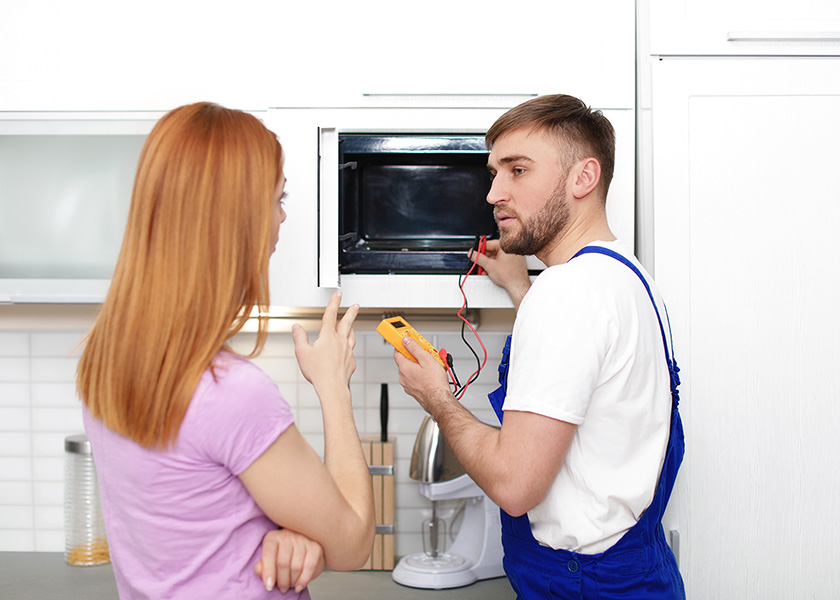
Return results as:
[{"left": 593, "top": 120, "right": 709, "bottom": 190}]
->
[{"left": 392, "top": 416, "right": 505, "bottom": 589}]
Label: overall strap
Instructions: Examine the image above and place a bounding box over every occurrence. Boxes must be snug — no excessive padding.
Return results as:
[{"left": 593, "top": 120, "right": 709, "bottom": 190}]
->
[{"left": 572, "top": 246, "right": 681, "bottom": 406}]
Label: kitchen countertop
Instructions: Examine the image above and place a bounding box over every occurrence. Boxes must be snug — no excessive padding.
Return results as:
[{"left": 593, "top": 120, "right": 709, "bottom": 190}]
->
[{"left": 0, "top": 552, "right": 514, "bottom": 599}]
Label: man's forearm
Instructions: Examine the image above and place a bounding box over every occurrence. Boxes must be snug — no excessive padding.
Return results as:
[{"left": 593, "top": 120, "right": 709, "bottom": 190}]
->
[
  {"left": 424, "top": 388, "right": 507, "bottom": 506},
  {"left": 395, "top": 337, "right": 559, "bottom": 514},
  {"left": 425, "top": 388, "right": 573, "bottom": 516}
]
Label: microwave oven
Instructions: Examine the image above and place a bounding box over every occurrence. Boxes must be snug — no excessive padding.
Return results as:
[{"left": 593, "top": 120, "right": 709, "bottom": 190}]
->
[{"left": 337, "top": 133, "right": 497, "bottom": 274}]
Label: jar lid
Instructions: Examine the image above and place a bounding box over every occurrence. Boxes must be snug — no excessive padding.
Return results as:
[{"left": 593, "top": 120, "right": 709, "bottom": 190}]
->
[{"left": 65, "top": 434, "right": 92, "bottom": 455}]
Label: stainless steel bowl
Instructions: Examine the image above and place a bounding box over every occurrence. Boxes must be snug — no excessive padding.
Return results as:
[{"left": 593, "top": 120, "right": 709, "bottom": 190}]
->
[{"left": 409, "top": 415, "right": 466, "bottom": 483}]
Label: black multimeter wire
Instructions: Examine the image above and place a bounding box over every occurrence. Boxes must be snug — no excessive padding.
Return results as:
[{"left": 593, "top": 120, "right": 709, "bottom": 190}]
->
[
  {"left": 457, "top": 268, "right": 482, "bottom": 381},
  {"left": 447, "top": 235, "right": 488, "bottom": 399},
  {"left": 446, "top": 353, "right": 461, "bottom": 389}
]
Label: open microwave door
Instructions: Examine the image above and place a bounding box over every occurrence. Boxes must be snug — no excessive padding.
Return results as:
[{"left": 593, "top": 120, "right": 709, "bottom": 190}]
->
[{"left": 317, "top": 126, "right": 340, "bottom": 288}]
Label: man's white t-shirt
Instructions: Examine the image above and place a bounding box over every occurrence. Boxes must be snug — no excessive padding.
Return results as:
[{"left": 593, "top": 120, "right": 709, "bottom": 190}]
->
[{"left": 503, "top": 240, "right": 672, "bottom": 555}]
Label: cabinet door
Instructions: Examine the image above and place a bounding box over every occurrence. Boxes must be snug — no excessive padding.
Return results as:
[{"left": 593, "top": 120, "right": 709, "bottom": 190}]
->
[
  {"left": 649, "top": 0, "right": 840, "bottom": 55},
  {"left": 0, "top": 2, "right": 274, "bottom": 111},
  {"left": 1, "top": 1, "right": 632, "bottom": 111},
  {"left": 651, "top": 58, "right": 840, "bottom": 597},
  {"left": 267, "top": 0, "right": 634, "bottom": 109},
  {"left": 0, "top": 115, "right": 157, "bottom": 302}
]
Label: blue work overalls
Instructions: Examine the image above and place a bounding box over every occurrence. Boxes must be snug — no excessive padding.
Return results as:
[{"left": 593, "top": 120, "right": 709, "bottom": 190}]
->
[{"left": 487, "top": 246, "right": 686, "bottom": 599}]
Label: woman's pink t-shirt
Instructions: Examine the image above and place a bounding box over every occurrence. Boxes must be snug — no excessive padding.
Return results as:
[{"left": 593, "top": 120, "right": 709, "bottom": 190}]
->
[{"left": 83, "top": 351, "right": 308, "bottom": 599}]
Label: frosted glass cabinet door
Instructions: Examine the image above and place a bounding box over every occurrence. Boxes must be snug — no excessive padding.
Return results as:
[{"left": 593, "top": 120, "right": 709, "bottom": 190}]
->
[
  {"left": 650, "top": 0, "right": 840, "bottom": 55},
  {"left": 651, "top": 58, "right": 840, "bottom": 598},
  {"left": 0, "top": 134, "right": 146, "bottom": 302}
]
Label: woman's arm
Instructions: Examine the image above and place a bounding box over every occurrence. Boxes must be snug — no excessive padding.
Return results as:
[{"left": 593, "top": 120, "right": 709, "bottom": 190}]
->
[{"left": 239, "top": 292, "right": 375, "bottom": 571}]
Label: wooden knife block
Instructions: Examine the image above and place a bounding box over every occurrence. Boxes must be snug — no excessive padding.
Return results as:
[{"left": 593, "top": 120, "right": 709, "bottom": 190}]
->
[{"left": 360, "top": 436, "right": 395, "bottom": 570}]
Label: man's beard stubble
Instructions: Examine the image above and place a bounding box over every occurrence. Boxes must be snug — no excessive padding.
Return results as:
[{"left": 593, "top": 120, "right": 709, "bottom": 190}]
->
[{"left": 496, "top": 175, "right": 570, "bottom": 256}]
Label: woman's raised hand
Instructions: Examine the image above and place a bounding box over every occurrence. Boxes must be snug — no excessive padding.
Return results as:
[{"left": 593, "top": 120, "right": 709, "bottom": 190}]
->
[{"left": 292, "top": 292, "right": 359, "bottom": 396}]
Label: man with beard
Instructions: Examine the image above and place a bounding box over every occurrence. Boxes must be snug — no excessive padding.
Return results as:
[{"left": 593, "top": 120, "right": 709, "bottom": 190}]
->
[{"left": 392, "top": 95, "right": 685, "bottom": 599}]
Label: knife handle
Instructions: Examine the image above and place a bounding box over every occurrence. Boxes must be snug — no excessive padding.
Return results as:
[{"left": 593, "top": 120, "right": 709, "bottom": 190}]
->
[{"left": 380, "top": 383, "right": 389, "bottom": 442}]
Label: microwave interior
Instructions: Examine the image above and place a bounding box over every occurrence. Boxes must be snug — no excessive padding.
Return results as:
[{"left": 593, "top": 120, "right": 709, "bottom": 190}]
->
[{"left": 338, "top": 134, "right": 497, "bottom": 274}]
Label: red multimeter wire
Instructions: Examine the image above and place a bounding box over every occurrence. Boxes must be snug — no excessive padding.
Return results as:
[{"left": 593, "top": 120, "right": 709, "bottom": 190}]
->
[
  {"left": 475, "top": 235, "right": 487, "bottom": 275},
  {"left": 379, "top": 236, "right": 490, "bottom": 399},
  {"left": 442, "top": 235, "right": 488, "bottom": 400}
]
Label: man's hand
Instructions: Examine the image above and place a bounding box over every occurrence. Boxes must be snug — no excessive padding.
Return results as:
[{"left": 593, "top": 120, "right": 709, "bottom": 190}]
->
[
  {"left": 394, "top": 337, "right": 453, "bottom": 418},
  {"left": 255, "top": 529, "right": 326, "bottom": 594},
  {"left": 469, "top": 239, "right": 531, "bottom": 311}
]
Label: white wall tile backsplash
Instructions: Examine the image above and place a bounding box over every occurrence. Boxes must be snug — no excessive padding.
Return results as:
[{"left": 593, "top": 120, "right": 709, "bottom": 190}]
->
[
  {"left": 0, "top": 327, "right": 510, "bottom": 559},
  {"left": 0, "top": 333, "right": 29, "bottom": 355}
]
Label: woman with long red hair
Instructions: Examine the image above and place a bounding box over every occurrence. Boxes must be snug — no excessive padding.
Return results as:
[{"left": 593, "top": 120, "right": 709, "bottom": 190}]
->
[{"left": 76, "top": 102, "right": 374, "bottom": 599}]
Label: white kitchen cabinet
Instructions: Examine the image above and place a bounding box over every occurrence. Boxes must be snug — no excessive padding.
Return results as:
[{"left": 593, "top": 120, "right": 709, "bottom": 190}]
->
[
  {"left": 270, "top": 0, "right": 634, "bottom": 110},
  {"left": 651, "top": 58, "right": 840, "bottom": 598},
  {"left": 0, "top": 113, "right": 163, "bottom": 302},
  {"left": 1, "top": 0, "right": 634, "bottom": 304},
  {"left": 1, "top": 0, "right": 633, "bottom": 112},
  {"left": 265, "top": 106, "right": 635, "bottom": 309},
  {"left": 0, "top": 1, "right": 273, "bottom": 112},
  {"left": 650, "top": 0, "right": 840, "bottom": 55}
]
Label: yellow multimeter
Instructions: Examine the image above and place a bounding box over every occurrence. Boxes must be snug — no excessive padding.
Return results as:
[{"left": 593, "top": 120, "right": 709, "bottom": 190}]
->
[{"left": 377, "top": 316, "right": 446, "bottom": 367}]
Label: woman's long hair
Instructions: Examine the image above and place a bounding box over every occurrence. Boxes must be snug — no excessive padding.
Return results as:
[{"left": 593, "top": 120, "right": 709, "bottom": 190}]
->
[{"left": 77, "top": 102, "right": 283, "bottom": 448}]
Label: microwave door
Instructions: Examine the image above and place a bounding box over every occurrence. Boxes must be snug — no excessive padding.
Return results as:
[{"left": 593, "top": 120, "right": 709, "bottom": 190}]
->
[{"left": 318, "top": 126, "right": 340, "bottom": 288}]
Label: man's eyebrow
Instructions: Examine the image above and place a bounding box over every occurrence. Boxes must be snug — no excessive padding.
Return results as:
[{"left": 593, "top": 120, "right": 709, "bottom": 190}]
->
[
  {"left": 498, "top": 154, "right": 535, "bottom": 164},
  {"left": 488, "top": 154, "right": 534, "bottom": 172}
]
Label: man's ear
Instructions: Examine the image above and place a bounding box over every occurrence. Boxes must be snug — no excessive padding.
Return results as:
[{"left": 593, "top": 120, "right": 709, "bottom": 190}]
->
[{"left": 570, "top": 158, "right": 601, "bottom": 199}]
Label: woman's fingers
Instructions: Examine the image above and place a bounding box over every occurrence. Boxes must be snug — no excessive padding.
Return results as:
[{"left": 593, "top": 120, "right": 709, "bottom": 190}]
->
[
  {"left": 284, "top": 542, "right": 305, "bottom": 593},
  {"left": 291, "top": 324, "right": 310, "bottom": 351},
  {"left": 257, "top": 534, "right": 277, "bottom": 591},
  {"left": 294, "top": 543, "right": 326, "bottom": 592},
  {"left": 320, "top": 291, "right": 342, "bottom": 334},
  {"left": 337, "top": 303, "right": 360, "bottom": 338}
]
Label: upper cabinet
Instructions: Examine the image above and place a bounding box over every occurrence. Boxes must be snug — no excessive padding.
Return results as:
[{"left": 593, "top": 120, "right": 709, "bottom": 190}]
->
[
  {"left": 268, "top": 0, "right": 635, "bottom": 110},
  {"left": 650, "top": 0, "right": 840, "bottom": 55},
  {"left": 0, "top": 1, "right": 635, "bottom": 306},
  {"left": 0, "top": 3, "right": 274, "bottom": 112},
  {"left": 0, "top": 113, "right": 157, "bottom": 303},
  {"left": 0, "top": 0, "right": 634, "bottom": 112}
]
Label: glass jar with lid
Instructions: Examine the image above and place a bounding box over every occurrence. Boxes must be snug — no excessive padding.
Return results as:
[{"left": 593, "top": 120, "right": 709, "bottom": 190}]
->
[{"left": 64, "top": 434, "right": 109, "bottom": 566}]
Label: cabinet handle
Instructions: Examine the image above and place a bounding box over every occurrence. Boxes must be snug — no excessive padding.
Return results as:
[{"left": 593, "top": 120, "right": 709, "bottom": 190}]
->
[
  {"left": 361, "top": 93, "right": 537, "bottom": 97},
  {"left": 669, "top": 530, "right": 680, "bottom": 567},
  {"left": 727, "top": 31, "right": 840, "bottom": 42},
  {"left": 359, "top": 93, "right": 538, "bottom": 108}
]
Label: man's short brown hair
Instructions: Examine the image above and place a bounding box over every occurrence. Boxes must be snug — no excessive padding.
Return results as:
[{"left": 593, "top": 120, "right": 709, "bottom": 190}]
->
[{"left": 486, "top": 94, "right": 616, "bottom": 201}]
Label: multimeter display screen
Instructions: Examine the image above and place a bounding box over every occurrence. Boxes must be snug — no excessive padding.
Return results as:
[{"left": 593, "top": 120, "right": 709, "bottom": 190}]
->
[{"left": 391, "top": 320, "right": 407, "bottom": 328}]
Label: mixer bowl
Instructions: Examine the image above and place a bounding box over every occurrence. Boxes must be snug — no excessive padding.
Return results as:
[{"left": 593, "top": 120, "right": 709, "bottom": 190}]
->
[{"left": 409, "top": 416, "right": 466, "bottom": 483}]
